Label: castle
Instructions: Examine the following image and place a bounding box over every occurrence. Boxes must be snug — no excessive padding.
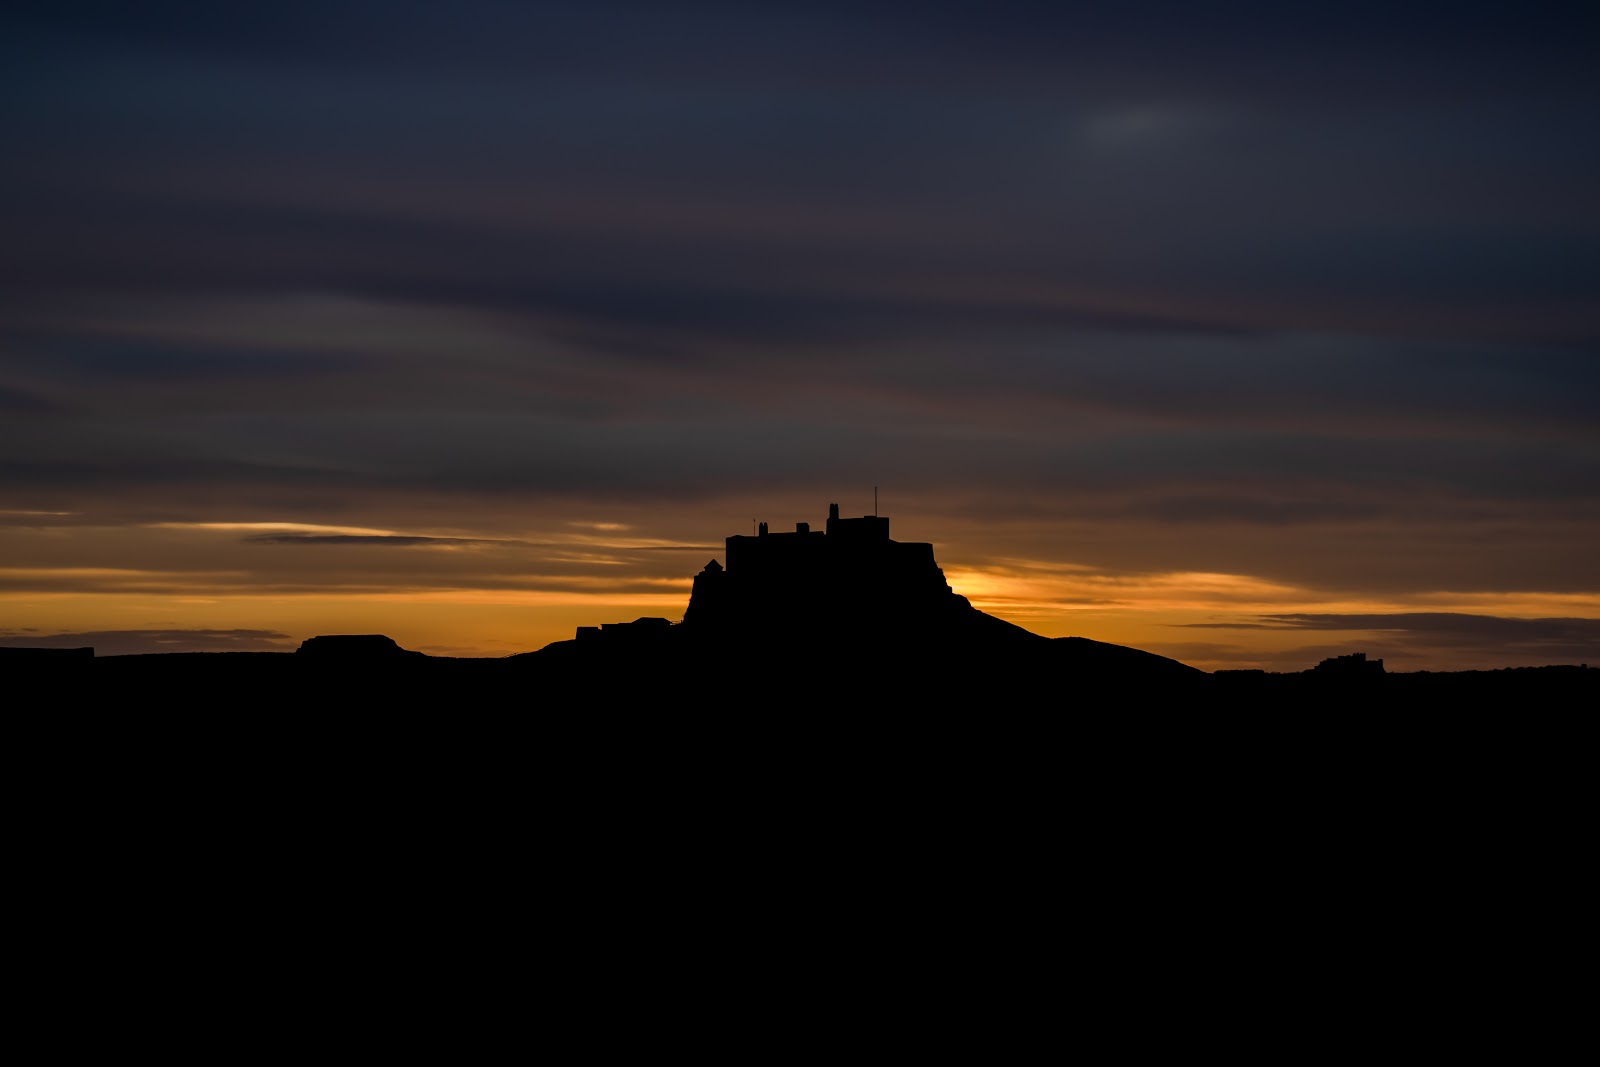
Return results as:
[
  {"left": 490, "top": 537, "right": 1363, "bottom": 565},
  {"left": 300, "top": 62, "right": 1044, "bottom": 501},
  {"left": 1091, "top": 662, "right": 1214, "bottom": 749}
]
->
[
  {"left": 682, "top": 502, "right": 963, "bottom": 631},
  {"left": 1312, "top": 651, "right": 1385, "bottom": 675},
  {"left": 541, "top": 503, "right": 1211, "bottom": 684},
  {"left": 565, "top": 502, "right": 975, "bottom": 648}
]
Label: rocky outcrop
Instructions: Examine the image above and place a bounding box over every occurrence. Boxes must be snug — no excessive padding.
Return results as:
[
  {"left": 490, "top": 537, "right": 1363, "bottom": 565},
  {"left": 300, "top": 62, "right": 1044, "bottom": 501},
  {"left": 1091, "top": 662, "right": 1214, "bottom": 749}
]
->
[{"left": 295, "top": 634, "right": 425, "bottom": 660}]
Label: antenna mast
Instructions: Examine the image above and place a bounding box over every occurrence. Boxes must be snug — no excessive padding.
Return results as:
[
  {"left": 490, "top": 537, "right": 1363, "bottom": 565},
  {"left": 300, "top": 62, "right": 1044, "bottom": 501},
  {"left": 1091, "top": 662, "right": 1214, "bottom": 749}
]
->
[{"left": 874, "top": 485, "right": 878, "bottom": 516}]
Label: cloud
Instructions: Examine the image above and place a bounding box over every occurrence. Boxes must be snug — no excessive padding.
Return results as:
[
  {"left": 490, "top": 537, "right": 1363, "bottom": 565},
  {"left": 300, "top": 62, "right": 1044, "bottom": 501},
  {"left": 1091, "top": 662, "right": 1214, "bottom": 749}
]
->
[
  {"left": 6, "top": 4, "right": 1598, "bottom": 346},
  {"left": 0, "top": 385, "right": 58, "bottom": 412},
  {"left": 152, "top": 521, "right": 400, "bottom": 534},
  {"left": 9, "top": 2, "right": 1594, "bottom": 108},
  {"left": 0, "top": 627, "right": 295, "bottom": 655},
  {"left": 1182, "top": 613, "right": 1600, "bottom": 666},
  {"left": 1186, "top": 613, "right": 1600, "bottom": 640},
  {"left": 244, "top": 534, "right": 517, "bottom": 546},
  {"left": 241, "top": 531, "right": 716, "bottom": 550}
]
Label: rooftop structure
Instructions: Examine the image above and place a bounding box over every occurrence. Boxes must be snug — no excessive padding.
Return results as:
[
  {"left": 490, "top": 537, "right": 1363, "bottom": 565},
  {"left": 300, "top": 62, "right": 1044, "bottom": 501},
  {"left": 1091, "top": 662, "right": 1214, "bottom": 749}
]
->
[
  {"left": 1312, "top": 651, "right": 1385, "bottom": 675},
  {"left": 683, "top": 502, "right": 960, "bottom": 631}
]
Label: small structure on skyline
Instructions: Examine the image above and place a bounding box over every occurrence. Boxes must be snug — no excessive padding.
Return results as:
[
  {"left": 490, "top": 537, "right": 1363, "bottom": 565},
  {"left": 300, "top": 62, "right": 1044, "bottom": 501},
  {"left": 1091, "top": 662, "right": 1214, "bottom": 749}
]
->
[
  {"left": 1312, "top": 651, "right": 1385, "bottom": 675},
  {"left": 575, "top": 617, "right": 672, "bottom": 643}
]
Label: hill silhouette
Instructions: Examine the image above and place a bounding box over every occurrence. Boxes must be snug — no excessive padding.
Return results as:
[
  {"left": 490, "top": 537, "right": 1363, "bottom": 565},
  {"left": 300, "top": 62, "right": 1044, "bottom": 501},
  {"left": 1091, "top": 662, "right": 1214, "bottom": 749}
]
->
[
  {"left": 5, "top": 503, "right": 1593, "bottom": 708},
  {"left": 519, "top": 503, "right": 1207, "bottom": 698}
]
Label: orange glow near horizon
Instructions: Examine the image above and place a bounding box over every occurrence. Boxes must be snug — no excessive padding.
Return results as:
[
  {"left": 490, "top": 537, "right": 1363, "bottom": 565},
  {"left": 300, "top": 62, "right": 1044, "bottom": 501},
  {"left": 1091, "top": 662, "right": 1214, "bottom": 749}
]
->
[
  {"left": 148, "top": 521, "right": 405, "bottom": 535},
  {"left": 4, "top": 560, "right": 1594, "bottom": 668},
  {"left": 941, "top": 561, "right": 1600, "bottom": 670},
  {"left": 944, "top": 562, "right": 1600, "bottom": 622},
  {"left": 2, "top": 514, "right": 1595, "bottom": 670}
]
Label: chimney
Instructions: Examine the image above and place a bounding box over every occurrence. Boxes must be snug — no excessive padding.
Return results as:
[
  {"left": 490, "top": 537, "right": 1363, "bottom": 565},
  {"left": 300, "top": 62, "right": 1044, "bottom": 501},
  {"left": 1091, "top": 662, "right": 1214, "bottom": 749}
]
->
[
  {"left": 758, "top": 521, "right": 768, "bottom": 536},
  {"left": 829, "top": 503, "right": 839, "bottom": 520},
  {"left": 796, "top": 522, "right": 810, "bottom": 534}
]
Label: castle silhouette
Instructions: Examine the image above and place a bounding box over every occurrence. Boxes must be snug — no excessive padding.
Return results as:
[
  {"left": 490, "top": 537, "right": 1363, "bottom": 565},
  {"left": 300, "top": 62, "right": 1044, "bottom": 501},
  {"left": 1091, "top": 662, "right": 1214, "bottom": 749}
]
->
[
  {"left": 10, "top": 499, "right": 1592, "bottom": 706},
  {"left": 542, "top": 501, "right": 1206, "bottom": 691},
  {"left": 681, "top": 502, "right": 967, "bottom": 633},
  {"left": 568, "top": 502, "right": 980, "bottom": 648}
]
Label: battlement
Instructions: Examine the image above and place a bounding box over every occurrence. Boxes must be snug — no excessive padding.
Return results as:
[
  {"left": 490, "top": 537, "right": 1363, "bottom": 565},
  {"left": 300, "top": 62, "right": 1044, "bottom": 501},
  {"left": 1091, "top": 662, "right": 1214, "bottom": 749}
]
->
[
  {"left": 722, "top": 502, "right": 929, "bottom": 576},
  {"left": 684, "top": 502, "right": 957, "bottom": 630}
]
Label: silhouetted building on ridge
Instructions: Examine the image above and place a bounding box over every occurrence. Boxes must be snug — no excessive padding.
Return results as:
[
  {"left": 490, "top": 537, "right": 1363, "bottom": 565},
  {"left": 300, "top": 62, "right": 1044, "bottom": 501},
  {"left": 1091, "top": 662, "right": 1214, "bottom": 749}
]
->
[
  {"left": 683, "top": 502, "right": 965, "bottom": 633},
  {"left": 1312, "top": 651, "right": 1385, "bottom": 675},
  {"left": 720, "top": 502, "right": 927, "bottom": 577},
  {"left": 576, "top": 617, "right": 672, "bottom": 643}
]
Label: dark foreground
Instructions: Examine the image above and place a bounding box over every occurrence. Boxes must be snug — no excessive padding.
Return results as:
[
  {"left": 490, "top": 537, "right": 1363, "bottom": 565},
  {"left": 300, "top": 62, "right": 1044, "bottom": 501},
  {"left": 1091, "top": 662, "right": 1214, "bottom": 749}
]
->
[
  {"left": 8, "top": 633, "right": 1587, "bottom": 1014},
  {"left": 6, "top": 637, "right": 1593, "bottom": 710}
]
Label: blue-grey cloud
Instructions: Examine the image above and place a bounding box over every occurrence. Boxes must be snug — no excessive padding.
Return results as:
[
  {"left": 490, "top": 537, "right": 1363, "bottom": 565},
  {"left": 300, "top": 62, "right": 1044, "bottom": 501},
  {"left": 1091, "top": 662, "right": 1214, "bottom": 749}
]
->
[
  {"left": 0, "top": 386, "right": 56, "bottom": 412},
  {"left": 9, "top": 338, "right": 361, "bottom": 384},
  {"left": 5, "top": 3, "right": 1596, "bottom": 342}
]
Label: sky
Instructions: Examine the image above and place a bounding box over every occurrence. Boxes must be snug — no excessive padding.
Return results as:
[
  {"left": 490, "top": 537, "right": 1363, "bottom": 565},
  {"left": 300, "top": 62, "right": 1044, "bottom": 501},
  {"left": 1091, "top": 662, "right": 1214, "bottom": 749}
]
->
[{"left": 2, "top": 1, "right": 1597, "bottom": 669}]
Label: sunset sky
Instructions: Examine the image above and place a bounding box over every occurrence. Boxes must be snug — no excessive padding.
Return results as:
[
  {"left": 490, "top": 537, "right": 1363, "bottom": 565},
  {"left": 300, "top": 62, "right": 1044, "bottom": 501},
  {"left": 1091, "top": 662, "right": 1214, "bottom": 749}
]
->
[{"left": 3, "top": 2, "right": 1597, "bottom": 670}]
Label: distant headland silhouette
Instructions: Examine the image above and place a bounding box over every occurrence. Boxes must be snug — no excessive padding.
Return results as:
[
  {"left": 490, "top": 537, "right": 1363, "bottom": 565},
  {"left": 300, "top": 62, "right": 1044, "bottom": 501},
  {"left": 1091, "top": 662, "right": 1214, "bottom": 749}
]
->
[{"left": 4, "top": 502, "right": 1593, "bottom": 706}]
